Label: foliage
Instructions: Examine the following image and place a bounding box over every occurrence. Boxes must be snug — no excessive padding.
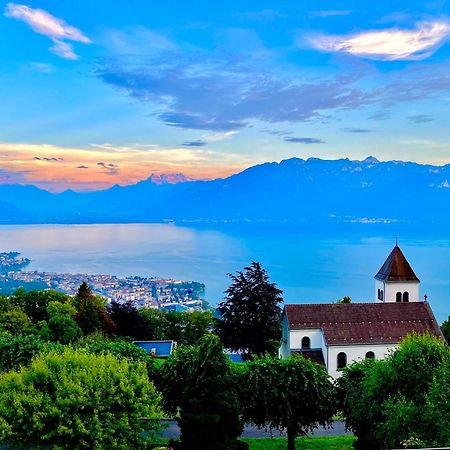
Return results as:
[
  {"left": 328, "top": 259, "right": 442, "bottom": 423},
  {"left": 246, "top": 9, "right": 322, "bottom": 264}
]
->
[
  {"left": 215, "top": 261, "right": 283, "bottom": 359},
  {"left": 337, "top": 296, "right": 351, "bottom": 304},
  {"left": 108, "top": 300, "right": 148, "bottom": 339},
  {"left": 0, "top": 347, "right": 161, "bottom": 449},
  {"left": 338, "top": 333, "right": 450, "bottom": 450},
  {"left": 0, "top": 332, "right": 62, "bottom": 372},
  {"left": 238, "top": 355, "right": 336, "bottom": 450},
  {"left": 10, "top": 288, "right": 70, "bottom": 323},
  {"left": 441, "top": 315, "right": 450, "bottom": 343},
  {"left": 39, "top": 301, "right": 82, "bottom": 344},
  {"left": 157, "top": 334, "right": 243, "bottom": 450},
  {"left": 140, "top": 308, "right": 215, "bottom": 345},
  {"left": 73, "top": 282, "right": 116, "bottom": 335}
]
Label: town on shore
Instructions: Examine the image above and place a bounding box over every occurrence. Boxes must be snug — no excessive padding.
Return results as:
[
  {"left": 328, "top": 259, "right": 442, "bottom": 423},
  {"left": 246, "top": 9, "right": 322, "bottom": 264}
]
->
[{"left": 0, "top": 251, "right": 205, "bottom": 311}]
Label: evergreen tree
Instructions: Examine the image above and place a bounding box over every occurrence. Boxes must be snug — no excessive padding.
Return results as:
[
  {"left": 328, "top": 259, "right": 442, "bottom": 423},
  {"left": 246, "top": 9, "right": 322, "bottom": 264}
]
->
[
  {"left": 441, "top": 315, "right": 450, "bottom": 343},
  {"left": 215, "top": 261, "right": 283, "bottom": 359},
  {"left": 108, "top": 300, "right": 147, "bottom": 340}
]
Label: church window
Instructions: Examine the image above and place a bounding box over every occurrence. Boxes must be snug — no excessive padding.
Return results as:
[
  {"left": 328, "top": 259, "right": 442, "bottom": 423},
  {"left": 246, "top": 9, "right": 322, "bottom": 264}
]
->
[
  {"left": 380, "top": 290, "right": 383, "bottom": 301},
  {"left": 377, "top": 289, "right": 380, "bottom": 299},
  {"left": 337, "top": 352, "right": 347, "bottom": 369},
  {"left": 396, "top": 292, "right": 402, "bottom": 302},
  {"left": 365, "top": 351, "right": 375, "bottom": 359},
  {"left": 301, "top": 336, "right": 311, "bottom": 349},
  {"left": 403, "top": 291, "right": 409, "bottom": 302}
]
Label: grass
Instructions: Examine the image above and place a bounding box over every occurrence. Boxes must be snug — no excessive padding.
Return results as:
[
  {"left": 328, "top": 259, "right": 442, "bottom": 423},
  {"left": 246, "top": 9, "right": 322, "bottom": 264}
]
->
[
  {"left": 243, "top": 436, "right": 355, "bottom": 450},
  {"left": 149, "top": 436, "right": 355, "bottom": 449}
]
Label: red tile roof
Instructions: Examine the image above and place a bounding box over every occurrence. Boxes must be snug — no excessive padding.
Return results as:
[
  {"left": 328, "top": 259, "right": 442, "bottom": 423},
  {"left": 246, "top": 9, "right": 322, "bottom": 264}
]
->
[
  {"left": 285, "top": 302, "right": 442, "bottom": 345},
  {"left": 375, "top": 245, "right": 419, "bottom": 282}
]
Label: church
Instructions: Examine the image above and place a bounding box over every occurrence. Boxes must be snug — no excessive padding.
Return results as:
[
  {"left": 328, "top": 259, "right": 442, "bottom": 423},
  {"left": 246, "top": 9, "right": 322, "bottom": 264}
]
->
[{"left": 279, "top": 243, "right": 443, "bottom": 378}]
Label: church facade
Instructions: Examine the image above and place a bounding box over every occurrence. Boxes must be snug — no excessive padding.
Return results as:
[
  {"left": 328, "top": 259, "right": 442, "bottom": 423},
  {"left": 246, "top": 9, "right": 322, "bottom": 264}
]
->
[{"left": 279, "top": 244, "right": 443, "bottom": 378}]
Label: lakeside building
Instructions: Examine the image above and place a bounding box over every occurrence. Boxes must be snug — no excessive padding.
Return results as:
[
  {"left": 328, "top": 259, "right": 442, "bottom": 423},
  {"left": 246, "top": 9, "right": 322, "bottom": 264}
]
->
[{"left": 279, "top": 244, "right": 443, "bottom": 378}]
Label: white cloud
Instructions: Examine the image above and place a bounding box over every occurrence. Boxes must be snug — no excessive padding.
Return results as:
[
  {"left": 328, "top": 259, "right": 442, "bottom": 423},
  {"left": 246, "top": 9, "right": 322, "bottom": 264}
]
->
[
  {"left": 201, "top": 131, "right": 237, "bottom": 143},
  {"left": 4, "top": 3, "right": 90, "bottom": 59},
  {"left": 306, "top": 20, "right": 450, "bottom": 60}
]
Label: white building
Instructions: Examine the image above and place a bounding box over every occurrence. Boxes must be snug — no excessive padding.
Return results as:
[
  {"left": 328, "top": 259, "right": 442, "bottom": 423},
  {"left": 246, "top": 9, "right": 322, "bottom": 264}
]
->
[{"left": 279, "top": 244, "right": 443, "bottom": 378}]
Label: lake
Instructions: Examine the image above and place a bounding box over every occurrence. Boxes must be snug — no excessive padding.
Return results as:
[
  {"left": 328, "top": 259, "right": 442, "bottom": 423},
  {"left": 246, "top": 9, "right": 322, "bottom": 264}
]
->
[{"left": 0, "top": 223, "right": 448, "bottom": 322}]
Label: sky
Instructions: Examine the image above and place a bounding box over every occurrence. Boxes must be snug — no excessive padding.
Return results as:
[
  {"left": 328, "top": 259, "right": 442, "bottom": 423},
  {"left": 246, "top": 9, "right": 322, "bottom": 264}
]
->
[{"left": 2, "top": 0, "right": 450, "bottom": 191}]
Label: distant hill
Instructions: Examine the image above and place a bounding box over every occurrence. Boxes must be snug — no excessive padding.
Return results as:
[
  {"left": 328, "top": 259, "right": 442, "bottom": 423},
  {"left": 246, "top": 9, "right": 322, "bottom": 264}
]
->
[{"left": 1, "top": 157, "right": 450, "bottom": 224}]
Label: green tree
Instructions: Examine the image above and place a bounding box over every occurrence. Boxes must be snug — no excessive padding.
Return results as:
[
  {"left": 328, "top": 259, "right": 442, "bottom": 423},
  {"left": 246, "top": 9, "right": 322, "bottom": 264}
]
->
[
  {"left": 0, "top": 348, "right": 161, "bottom": 449},
  {"left": 11, "top": 288, "right": 70, "bottom": 323},
  {"left": 215, "top": 261, "right": 283, "bottom": 359},
  {"left": 157, "top": 334, "right": 243, "bottom": 450},
  {"left": 39, "top": 301, "right": 82, "bottom": 344},
  {"left": 73, "top": 282, "right": 116, "bottom": 336},
  {"left": 337, "top": 296, "right": 352, "bottom": 304},
  {"left": 441, "top": 315, "right": 450, "bottom": 343},
  {"left": 338, "top": 333, "right": 450, "bottom": 450},
  {"left": 239, "top": 355, "right": 336, "bottom": 450}
]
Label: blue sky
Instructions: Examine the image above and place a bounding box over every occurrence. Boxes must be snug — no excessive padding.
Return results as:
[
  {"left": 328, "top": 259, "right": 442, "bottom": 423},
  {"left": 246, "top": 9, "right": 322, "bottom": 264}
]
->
[{"left": 2, "top": 0, "right": 450, "bottom": 190}]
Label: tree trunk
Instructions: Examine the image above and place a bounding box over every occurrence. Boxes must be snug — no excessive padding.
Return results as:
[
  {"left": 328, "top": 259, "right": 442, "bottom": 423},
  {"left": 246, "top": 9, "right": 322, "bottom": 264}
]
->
[{"left": 287, "top": 426, "right": 296, "bottom": 450}]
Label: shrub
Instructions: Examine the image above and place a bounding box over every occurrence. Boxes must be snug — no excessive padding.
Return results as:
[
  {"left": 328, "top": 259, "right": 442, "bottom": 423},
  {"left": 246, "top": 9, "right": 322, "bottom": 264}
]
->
[
  {"left": 0, "top": 348, "right": 161, "bottom": 449},
  {"left": 157, "top": 334, "right": 243, "bottom": 450}
]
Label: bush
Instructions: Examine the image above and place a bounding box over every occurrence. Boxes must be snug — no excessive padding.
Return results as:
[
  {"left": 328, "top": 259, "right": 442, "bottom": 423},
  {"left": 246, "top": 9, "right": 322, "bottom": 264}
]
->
[
  {"left": 157, "top": 334, "right": 243, "bottom": 450},
  {"left": 0, "top": 347, "right": 161, "bottom": 449},
  {"left": 338, "top": 333, "right": 450, "bottom": 450}
]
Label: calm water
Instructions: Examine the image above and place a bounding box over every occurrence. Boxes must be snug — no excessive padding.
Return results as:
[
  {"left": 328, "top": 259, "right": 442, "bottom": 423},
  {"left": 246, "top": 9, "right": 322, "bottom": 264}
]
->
[{"left": 0, "top": 223, "right": 448, "bottom": 322}]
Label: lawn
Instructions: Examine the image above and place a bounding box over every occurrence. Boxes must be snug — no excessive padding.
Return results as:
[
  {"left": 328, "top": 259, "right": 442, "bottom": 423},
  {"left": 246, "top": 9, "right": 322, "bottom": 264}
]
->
[
  {"left": 150, "top": 436, "right": 355, "bottom": 449},
  {"left": 243, "top": 436, "right": 355, "bottom": 450}
]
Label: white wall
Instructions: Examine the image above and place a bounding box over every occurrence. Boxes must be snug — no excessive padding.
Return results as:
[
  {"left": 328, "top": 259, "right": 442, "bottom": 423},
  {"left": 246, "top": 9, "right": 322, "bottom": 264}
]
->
[
  {"left": 375, "top": 279, "right": 385, "bottom": 302},
  {"left": 289, "top": 329, "right": 324, "bottom": 350},
  {"left": 384, "top": 281, "right": 420, "bottom": 303},
  {"left": 327, "top": 343, "right": 397, "bottom": 378}
]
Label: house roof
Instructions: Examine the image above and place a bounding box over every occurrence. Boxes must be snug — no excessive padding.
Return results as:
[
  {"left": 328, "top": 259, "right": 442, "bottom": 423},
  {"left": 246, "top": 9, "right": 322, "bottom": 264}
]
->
[
  {"left": 375, "top": 245, "right": 419, "bottom": 282},
  {"left": 285, "top": 302, "right": 442, "bottom": 345},
  {"left": 133, "top": 340, "right": 175, "bottom": 357}
]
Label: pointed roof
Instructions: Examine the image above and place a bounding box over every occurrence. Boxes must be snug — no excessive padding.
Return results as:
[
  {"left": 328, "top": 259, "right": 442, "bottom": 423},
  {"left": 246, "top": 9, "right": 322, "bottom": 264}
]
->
[{"left": 375, "top": 245, "right": 419, "bottom": 282}]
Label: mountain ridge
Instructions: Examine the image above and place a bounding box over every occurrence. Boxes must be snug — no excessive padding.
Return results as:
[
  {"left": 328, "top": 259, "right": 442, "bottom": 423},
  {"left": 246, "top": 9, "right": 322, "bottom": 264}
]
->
[{"left": 1, "top": 157, "right": 450, "bottom": 224}]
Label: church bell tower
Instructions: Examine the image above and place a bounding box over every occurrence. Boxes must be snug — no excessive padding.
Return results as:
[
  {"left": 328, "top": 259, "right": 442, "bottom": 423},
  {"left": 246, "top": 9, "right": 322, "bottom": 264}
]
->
[{"left": 374, "top": 243, "right": 420, "bottom": 303}]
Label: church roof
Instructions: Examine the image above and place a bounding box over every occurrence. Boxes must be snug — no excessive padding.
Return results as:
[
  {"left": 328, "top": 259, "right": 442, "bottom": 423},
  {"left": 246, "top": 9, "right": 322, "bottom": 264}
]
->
[
  {"left": 285, "top": 302, "right": 442, "bottom": 345},
  {"left": 375, "top": 245, "right": 419, "bottom": 282}
]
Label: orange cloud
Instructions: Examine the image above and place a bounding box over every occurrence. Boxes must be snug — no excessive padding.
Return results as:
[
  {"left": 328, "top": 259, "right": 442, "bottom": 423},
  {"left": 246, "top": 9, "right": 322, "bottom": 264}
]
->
[{"left": 0, "top": 142, "right": 251, "bottom": 191}]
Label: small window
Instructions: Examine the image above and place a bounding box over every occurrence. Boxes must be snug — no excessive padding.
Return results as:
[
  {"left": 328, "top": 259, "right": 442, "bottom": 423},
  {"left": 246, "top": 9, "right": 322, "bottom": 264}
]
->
[
  {"left": 337, "top": 352, "right": 347, "bottom": 369},
  {"left": 380, "top": 290, "right": 383, "bottom": 301},
  {"left": 377, "top": 289, "right": 381, "bottom": 300},
  {"left": 396, "top": 292, "right": 402, "bottom": 302},
  {"left": 403, "top": 291, "right": 409, "bottom": 302},
  {"left": 301, "top": 336, "right": 311, "bottom": 349},
  {"left": 365, "top": 351, "right": 375, "bottom": 359}
]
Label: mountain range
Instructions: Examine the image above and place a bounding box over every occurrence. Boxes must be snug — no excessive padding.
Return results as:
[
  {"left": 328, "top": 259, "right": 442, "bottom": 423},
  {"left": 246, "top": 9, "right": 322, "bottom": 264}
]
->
[{"left": 1, "top": 156, "right": 450, "bottom": 224}]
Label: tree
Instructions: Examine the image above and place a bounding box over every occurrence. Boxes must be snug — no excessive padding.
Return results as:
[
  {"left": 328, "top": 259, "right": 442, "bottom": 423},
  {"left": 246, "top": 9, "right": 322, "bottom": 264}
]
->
[
  {"left": 0, "top": 348, "right": 161, "bottom": 449},
  {"left": 73, "top": 282, "right": 116, "bottom": 336},
  {"left": 441, "top": 315, "right": 450, "bottom": 343},
  {"left": 239, "top": 355, "right": 336, "bottom": 450},
  {"left": 215, "top": 261, "right": 283, "bottom": 359},
  {"left": 338, "top": 333, "right": 450, "bottom": 450},
  {"left": 108, "top": 300, "right": 147, "bottom": 339},
  {"left": 11, "top": 288, "right": 70, "bottom": 323},
  {"left": 337, "top": 296, "right": 352, "bottom": 304},
  {"left": 39, "top": 301, "right": 81, "bottom": 344},
  {"left": 157, "top": 334, "right": 244, "bottom": 450}
]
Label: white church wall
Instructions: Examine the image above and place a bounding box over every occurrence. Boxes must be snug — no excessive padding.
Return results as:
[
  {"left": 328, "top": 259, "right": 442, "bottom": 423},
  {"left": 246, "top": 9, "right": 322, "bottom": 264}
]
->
[
  {"left": 375, "top": 279, "right": 385, "bottom": 302},
  {"left": 328, "top": 343, "right": 397, "bottom": 378},
  {"left": 384, "top": 281, "right": 420, "bottom": 303},
  {"left": 289, "top": 329, "right": 324, "bottom": 350}
]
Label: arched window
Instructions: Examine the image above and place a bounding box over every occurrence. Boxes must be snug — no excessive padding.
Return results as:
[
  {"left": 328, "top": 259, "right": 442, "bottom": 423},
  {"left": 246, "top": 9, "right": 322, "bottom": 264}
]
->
[
  {"left": 380, "top": 290, "right": 384, "bottom": 301},
  {"left": 403, "top": 291, "right": 409, "bottom": 302},
  {"left": 365, "top": 351, "right": 375, "bottom": 359},
  {"left": 337, "top": 352, "right": 347, "bottom": 369},
  {"left": 301, "top": 336, "right": 311, "bottom": 349},
  {"left": 377, "top": 289, "right": 380, "bottom": 299},
  {"left": 396, "top": 292, "right": 402, "bottom": 302}
]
